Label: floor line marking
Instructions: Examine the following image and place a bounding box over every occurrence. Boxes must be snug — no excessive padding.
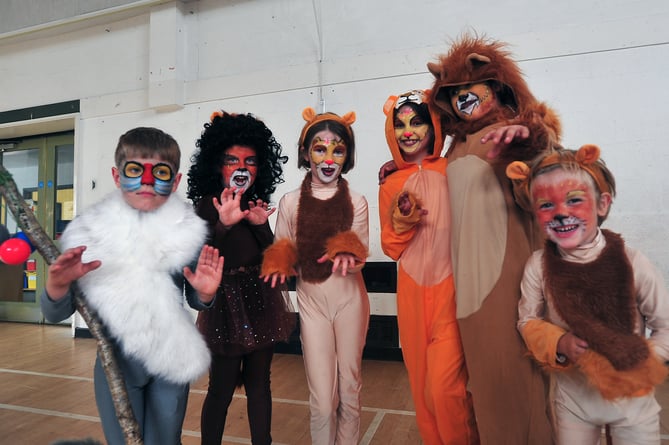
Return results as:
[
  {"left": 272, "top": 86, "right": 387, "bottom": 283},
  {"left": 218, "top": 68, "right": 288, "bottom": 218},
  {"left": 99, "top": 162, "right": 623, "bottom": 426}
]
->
[
  {"left": 0, "top": 403, "right": 100, "bottom": 422},
  {"left": 0, "top": 368, "right": 93, "bottom": 382},
  {"left": 222, "top": 392, "right": 415, "bottom": 416},
  {"left": 0, "top": 403, "right": 284, "bottom": 444},
  {"left": 1, "top": 369, "right": 416, "bottom": 419},
  {"left": 360, "top": 411, "right": 385, "bottom": 445}
]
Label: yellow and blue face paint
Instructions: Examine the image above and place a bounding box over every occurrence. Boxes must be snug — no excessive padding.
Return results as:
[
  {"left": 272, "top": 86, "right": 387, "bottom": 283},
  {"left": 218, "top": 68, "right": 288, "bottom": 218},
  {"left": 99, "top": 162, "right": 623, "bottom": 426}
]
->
[{"left": 119, "top": 161, "right": 175, "bottom": 196}]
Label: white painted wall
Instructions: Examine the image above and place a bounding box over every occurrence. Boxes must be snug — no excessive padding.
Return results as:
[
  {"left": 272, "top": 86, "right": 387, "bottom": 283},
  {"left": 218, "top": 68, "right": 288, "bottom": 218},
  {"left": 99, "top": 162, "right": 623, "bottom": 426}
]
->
[{"left": 1, "top": 0, "right": 668, "bottom": 319}]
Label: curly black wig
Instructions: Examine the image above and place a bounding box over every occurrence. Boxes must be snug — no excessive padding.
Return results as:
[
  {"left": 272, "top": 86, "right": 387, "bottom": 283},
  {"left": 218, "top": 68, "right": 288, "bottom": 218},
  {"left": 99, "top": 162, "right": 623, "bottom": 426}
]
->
[{"left": 187, "top": 111, "right": 288, "bottom": 206}]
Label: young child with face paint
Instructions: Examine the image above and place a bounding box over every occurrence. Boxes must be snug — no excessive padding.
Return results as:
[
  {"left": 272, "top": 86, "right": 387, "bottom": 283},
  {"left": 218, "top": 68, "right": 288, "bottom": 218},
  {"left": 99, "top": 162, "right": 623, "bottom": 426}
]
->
[
  {"left": 378, "top": 90, "right": 479, "bottom": 445},
  {"left": 509, "top": 145, "right": 669, "bottom": 445},
  {"left": 261, "top": 108, "right": 370, "bottom": 445},
  {"left": 186, "top": 111, "right": 294, "bottom": 445},
  {"left": 41, "top": 127, "right": 224, "bottom": 445}
]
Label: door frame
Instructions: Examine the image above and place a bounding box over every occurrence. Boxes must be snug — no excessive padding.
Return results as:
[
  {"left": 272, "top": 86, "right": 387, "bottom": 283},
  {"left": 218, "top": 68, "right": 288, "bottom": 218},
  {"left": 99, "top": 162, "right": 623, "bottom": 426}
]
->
[{"left": 0, "top": 132, "right": 74, "bottom": 323}]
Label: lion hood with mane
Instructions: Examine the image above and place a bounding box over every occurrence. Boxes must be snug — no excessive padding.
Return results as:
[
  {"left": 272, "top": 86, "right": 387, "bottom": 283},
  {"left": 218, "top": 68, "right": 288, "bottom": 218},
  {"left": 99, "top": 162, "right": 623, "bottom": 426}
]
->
[{"left": 427, "top": 34, "right": 561, "bottom": 163}]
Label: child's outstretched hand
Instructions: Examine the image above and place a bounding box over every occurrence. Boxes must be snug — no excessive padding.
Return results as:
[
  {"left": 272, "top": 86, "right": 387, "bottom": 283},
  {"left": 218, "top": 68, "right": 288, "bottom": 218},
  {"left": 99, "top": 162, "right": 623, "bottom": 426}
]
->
[
  {"left": 317, "top": 252, "right": 357, "bottom": 277},
  {"left": 46, "top": 246, "right": 101, "bottom": 300},
  {"left": 261, "top": 271, "right": 291, "bottom": 289},
  {"left": 245, "top": 199, "right": 277, "bottom": 226},
  {"left": 213, "top": 188, "right": 249, "bottom": 227},
  {"left": 481, "top": 125, "right": 530, "bottom": 160},
  {"left": 184, "top": 245, "right": 224, "bottom": 303},
  {"left": 557, "top": 331, "right": 589, "bottom": 363}
]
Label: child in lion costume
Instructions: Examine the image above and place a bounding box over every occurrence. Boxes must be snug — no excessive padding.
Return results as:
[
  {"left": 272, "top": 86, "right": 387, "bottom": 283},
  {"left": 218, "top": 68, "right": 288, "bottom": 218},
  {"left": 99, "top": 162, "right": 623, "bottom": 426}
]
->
[{"left": 509, "top": 145, "right": 669, "bottom": 444}]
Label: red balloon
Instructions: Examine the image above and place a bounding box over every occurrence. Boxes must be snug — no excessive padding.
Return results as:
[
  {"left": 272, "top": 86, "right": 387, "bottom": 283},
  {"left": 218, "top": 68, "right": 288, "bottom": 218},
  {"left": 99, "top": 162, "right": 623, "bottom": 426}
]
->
[{"left": 0, "top": 238, "right": 31, "bottom": 265}]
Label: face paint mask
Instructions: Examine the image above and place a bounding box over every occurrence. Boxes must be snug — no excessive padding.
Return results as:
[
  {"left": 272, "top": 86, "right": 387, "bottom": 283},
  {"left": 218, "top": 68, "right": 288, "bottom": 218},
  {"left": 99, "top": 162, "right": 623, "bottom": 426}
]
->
[
  {"left": 221, "top": 146, "right": 258, "bottom": 193},
  {"left": 531, "top": 169, "right": 601, "bottom": 250},
  {"left": 309, "top": 133, "right": 347, "bottom": 184},
  {"left": 449, "top": 82, "right": 494, "bottom": 121},
  {"left": 394, "top": 106, "right": 431, "bottom": 156},
  {"left": 119, "top": 161, "right": 175, "bottom": 196}
]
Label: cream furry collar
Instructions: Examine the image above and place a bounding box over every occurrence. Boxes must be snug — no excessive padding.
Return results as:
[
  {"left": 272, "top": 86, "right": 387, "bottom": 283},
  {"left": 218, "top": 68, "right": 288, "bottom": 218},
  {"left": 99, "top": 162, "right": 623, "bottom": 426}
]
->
[{"left": 61, "top": 190, "right": 210, "bottom": 384}]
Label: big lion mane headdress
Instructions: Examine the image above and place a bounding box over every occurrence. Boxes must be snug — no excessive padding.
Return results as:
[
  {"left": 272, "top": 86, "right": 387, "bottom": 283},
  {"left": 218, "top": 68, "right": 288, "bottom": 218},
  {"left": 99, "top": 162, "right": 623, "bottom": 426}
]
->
[{"left": 427, "top": 34, "right": 561, "bottom": 163}]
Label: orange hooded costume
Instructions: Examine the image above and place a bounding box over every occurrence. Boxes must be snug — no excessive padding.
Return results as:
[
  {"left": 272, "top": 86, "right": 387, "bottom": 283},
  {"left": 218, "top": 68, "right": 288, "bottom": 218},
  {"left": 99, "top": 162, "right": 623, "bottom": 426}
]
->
[
  {"left": 379, "top": 90, "right": 478, "bottom": 445},
  {"left": 426, "top": 35, "right": 561, "bottom": 444}
]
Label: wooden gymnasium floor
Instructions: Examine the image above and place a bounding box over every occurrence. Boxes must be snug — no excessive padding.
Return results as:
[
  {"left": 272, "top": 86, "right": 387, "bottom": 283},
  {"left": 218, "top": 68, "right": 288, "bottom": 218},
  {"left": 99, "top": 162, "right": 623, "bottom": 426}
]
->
[
  {"left": 0, "top": 322, "right": 418, "bottom": 445},
  {"left": 2, "top": 321, "right": 669, "bottom": 445}
]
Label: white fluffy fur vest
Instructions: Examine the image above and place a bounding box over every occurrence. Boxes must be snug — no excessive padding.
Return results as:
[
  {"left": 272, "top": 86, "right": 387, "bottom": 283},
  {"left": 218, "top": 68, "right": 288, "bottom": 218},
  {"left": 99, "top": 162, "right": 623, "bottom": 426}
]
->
[{"left": 61, "top": 190, "right": 210, "bottom": 384}]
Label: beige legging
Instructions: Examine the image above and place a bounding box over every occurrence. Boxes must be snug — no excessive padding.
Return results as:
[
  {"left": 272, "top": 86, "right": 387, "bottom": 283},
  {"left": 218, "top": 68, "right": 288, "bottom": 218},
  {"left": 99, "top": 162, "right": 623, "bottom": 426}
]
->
[
  {"left": 297, "top": 278, "right": 370, "bottom": 445},
  {"left": 553, "top": 382, "right": 661, "bottom": 445}
]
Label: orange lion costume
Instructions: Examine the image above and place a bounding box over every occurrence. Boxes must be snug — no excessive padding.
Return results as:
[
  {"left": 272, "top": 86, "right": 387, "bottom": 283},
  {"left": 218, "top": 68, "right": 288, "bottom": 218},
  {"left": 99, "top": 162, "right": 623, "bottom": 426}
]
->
[
  {"left": 379, "top": 90, "right": 479, "bottom": 444},
  {"left": 426, "top": 34, "right": 561, "bottom": 444}
]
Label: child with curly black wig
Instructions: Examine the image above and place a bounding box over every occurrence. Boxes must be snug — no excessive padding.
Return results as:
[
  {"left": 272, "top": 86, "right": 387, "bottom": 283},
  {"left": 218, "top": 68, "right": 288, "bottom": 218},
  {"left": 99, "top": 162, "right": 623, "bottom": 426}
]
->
[
  {"left": 187, "top": 111, "right": 286, "bottom": 205},
  {"left": 187, "top": 111, "right": 295, "bottom": 445}
]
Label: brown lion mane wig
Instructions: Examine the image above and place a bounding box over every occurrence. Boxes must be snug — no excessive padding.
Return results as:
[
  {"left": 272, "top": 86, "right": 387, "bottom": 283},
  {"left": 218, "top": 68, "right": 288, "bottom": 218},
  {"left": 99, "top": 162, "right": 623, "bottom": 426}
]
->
[{"left": 427, "top": 33, "right": 562, "bottom": 164}]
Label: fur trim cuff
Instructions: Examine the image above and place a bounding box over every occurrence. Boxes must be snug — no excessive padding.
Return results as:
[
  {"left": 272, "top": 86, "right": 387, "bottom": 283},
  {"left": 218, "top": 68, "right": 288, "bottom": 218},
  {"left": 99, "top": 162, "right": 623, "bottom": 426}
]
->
[
  {"left": 325, "top": 230, "right": 368, "bottom": 264},
  {"left": 262, "top": 238, "right": 298, "bottom": 277},
  {"left": 391, "top": 192, "right": 423, "bottom": 234},
  {"left": 577, "top": 344, "right": 668, "bottom": 400}
]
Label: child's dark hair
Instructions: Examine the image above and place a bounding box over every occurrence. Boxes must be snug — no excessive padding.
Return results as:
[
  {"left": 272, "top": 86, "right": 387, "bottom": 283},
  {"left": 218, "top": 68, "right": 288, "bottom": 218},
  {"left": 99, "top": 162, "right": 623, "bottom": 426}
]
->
[
  {"left": 114, "top": 127, "right": 181, "bottom": 171},
  {"left": 297, "top": 119, "right": 356, "bottom": 173},
  {"left": 187, "top": 112, "right": 287, "bottom": 206}
]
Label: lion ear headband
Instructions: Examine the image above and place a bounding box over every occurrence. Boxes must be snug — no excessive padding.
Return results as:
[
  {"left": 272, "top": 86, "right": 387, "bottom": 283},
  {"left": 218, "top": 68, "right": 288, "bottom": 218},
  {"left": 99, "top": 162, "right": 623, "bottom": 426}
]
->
[
  {"left": 506, "top": 144, "right": 612, "bottom": 203},
  {"left": 298, "top": 107, "right": 356, "bottom": 147}
]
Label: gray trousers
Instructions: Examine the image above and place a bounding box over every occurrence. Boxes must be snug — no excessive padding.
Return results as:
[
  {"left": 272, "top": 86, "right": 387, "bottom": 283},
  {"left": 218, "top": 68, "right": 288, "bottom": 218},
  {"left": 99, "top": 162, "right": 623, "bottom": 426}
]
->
[{"left": 94, "top": 350, "right": 189, "bottom": 445}]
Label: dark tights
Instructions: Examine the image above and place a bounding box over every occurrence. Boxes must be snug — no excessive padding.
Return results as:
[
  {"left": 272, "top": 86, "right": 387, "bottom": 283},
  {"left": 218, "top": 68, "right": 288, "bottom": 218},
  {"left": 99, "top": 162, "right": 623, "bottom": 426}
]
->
[{"left": 200, "top": 345, "right": 274, "bottom": 445}]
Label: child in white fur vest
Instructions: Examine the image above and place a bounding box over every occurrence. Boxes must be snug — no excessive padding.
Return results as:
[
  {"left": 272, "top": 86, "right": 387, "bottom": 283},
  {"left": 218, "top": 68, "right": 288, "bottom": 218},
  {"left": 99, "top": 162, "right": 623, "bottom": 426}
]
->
[{"left": 41, "top": 127, "right": 224, "bottom": 445}]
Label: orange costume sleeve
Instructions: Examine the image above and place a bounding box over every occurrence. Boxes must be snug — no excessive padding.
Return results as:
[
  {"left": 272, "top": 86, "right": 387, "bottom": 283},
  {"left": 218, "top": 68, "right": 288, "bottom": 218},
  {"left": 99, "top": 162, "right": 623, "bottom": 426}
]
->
[{"left": 519, "top": 319, "right": 568, "bottom": 370}]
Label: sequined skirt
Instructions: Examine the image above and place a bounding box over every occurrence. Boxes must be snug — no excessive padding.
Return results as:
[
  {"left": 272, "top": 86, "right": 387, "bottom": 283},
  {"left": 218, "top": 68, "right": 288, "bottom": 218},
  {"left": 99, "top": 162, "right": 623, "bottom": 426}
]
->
[{"left": 197, "top": 264, "right": 296, "bottom": 356}]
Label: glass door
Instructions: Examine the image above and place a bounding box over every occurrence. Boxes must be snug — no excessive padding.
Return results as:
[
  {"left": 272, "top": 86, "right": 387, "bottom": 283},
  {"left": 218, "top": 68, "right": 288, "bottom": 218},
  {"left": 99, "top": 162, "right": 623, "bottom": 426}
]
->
[{"left": 0, "top": 132, "right": 74, "bottom": 322}]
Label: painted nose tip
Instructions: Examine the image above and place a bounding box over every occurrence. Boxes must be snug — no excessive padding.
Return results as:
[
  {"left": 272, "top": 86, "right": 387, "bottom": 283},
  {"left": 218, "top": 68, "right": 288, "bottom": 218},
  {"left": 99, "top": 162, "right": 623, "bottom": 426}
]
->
[
  {"left": 141, "top": 168, "right": 155, "bottom": 185},
  {"left": 325, "top": 159, "right": 334, "bottom": 165},
  {"left": 403, "top": 132, "right": 412, "bottom": 137}
]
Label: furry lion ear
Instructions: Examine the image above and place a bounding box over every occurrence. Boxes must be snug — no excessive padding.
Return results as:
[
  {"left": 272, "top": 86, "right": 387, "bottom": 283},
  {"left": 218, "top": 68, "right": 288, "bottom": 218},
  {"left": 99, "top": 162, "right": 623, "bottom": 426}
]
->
[
  {"left": 576, "top": 144, "right": 601, "bottom": 165},
  {"left": 427, "top": 62, "right": 442, "bottom": 79},
  {"left": 466, "top": 53, "right": 491, "bottom": 71},
  {"left": 383, "top": 96, "right": 398, "bottom": 116},
  {"left": 210, "top": 110, "right": 224, "bottom": 122},
  {"left": 302, "top": 107, "right": 317, "bottom": 123},
  {"left": 341, "top": 111, "right": 356, "bottom": 126},
  {"left": 506, "top": 161, "right": 531, "bottom": 180}
]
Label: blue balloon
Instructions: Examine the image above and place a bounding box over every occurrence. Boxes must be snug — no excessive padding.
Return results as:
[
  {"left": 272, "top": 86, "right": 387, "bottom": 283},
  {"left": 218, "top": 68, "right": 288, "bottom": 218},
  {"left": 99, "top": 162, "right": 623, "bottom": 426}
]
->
[{"left": 13, "top": 232, "right": 36, "bottom": 252}]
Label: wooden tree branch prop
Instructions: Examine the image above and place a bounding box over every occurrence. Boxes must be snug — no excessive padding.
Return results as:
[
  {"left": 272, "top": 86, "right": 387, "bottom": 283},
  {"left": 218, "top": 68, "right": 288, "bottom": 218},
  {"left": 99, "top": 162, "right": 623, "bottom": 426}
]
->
[{"left": 0, "top": 165, "right": 142, "bottom": 445}]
